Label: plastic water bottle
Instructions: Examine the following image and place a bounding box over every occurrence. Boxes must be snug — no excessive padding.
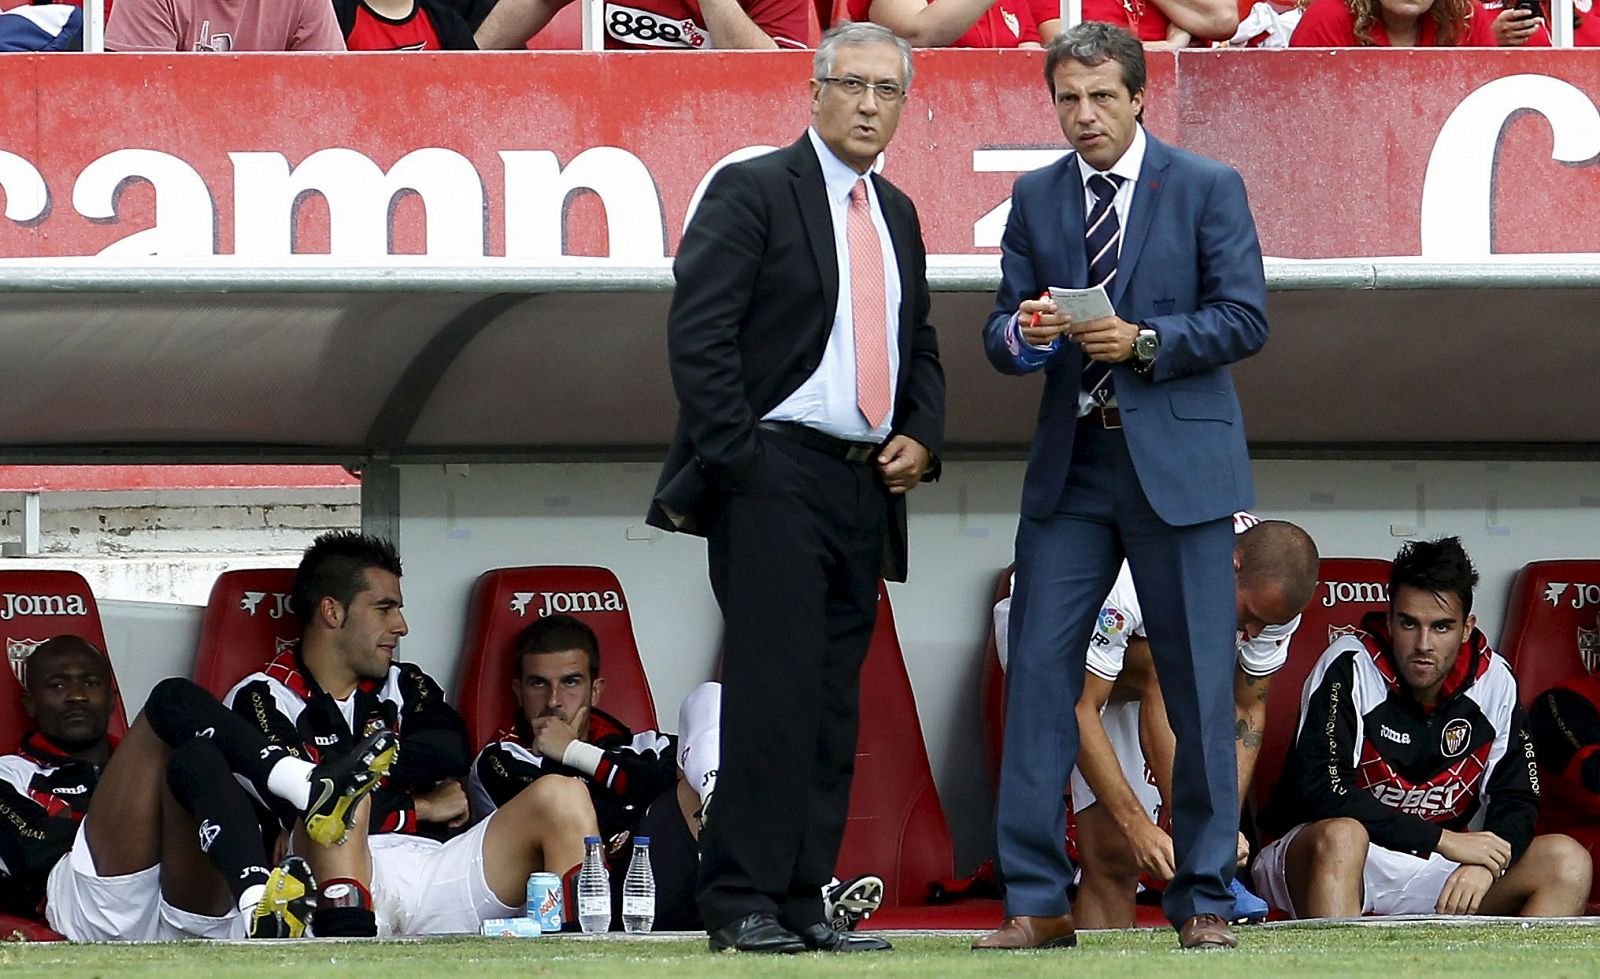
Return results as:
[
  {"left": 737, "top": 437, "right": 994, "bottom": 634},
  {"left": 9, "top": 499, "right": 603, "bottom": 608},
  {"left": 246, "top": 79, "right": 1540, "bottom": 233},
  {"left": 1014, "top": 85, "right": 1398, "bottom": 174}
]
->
[
  {"left": 576, "top": 836, "right": 611, "bottom": 934},
  {"left": 621, "top": 836, "right": 655, "bottom": 934}
]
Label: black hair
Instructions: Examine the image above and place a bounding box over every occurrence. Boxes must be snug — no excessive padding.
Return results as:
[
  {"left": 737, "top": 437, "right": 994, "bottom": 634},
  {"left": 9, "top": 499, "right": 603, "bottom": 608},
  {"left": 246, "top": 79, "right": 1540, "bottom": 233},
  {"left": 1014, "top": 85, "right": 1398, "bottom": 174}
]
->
[
  {"left": 513, "top": 613, "right": 601, "bottom": 680},
  {"left": 1044, "top": 21, "right": 1146, "bottom": 100},
  {"left": 1391, "top": 536, "right": 1479, "bottom": 617},
  {"left": 23, "top": 635, "right": 108, "bottom": 692},
  {"left": 291, "top": 530, "right": 403, "bottom": 627}
]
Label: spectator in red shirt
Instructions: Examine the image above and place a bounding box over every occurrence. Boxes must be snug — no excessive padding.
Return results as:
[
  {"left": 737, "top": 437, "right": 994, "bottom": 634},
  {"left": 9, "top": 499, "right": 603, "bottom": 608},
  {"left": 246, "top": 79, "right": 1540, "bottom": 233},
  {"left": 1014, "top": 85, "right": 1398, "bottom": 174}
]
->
[
  {"left": 334, "top": 0, "right": 477, "bottom": 48},
  {"left": 1029, "top": 0, "right": 1238, "bottom": 46},
  {"left": 844, "top": 0, "right": 1041, "bottom": 48},
  {"left": 1479, "top": 0, "right": 1552, "bottom": 45},
  {"left": 105, "top": 0, "right": 345, "bottom": 50},
  {"left": 474, "top": 0, "right": 808, "bottom": 48},
  {"left": 1290, "top": 0, "right": 1498, "bottom": 44}
]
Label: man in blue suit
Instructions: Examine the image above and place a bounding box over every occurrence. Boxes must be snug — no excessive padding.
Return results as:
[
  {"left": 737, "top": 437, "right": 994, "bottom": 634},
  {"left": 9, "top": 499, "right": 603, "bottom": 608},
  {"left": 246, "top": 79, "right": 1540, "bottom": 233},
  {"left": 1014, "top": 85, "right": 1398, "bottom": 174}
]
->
[{"left": 974, "top": 22, "right": 1268, "bottom": 952}]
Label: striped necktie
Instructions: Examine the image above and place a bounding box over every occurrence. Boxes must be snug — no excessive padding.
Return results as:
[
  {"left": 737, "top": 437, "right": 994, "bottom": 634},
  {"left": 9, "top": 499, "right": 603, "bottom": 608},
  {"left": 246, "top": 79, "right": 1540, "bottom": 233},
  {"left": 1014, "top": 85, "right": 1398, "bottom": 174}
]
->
[{"left": 1081, "top": 172, "right": 1124, "bottom": 407}]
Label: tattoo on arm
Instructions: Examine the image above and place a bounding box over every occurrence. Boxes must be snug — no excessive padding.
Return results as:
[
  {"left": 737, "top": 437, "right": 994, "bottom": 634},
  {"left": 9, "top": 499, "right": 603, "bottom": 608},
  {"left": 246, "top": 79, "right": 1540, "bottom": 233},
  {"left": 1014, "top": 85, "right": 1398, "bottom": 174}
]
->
[{"left": 1236, "top": 718, "right": 1263, "bottom": 750}]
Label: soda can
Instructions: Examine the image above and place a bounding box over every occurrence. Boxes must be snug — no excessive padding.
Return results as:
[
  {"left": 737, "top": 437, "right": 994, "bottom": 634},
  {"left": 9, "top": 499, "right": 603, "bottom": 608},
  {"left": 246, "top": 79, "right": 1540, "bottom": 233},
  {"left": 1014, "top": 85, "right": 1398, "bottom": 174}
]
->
[
  {"left": 482, "top": 917, "right": 544, "bottom": 938},
  {"left": 526, "top": 871, "right": 564, "bottom": 932}
]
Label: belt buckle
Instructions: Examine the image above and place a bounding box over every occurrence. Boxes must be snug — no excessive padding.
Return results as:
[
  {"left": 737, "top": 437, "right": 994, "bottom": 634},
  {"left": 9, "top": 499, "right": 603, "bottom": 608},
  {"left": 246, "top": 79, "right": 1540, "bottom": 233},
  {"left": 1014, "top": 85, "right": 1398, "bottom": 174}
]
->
[
  {"left": 1098, "top": 406, "right": 1122, "bottom": 430},
  {"left": 844, "top": 443, "right": 877, "bottom": 463}
]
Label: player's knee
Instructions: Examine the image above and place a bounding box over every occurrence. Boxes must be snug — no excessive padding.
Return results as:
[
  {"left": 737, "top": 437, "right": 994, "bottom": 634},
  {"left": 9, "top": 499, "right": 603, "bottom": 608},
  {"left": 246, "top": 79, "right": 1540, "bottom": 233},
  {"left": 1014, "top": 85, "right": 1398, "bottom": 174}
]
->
[
  {"left": 1305, "top": 818, "right": 1368, "bottom": 868},
  {"left": 520, "top": 775, "right": 594, "bottom": 822},
  {"left": 1531, "top": 834, "right": 1593, "bottom": 894}
]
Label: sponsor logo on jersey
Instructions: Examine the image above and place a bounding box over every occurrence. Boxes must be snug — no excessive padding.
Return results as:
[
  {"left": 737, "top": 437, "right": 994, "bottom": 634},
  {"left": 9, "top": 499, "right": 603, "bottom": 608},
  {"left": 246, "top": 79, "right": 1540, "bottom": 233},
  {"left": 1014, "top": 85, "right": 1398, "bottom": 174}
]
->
[
  {"left": 1580, "top": 625, "right": 1600, "bottom": 674},
  {"left": 1379, "top": 724, "right": 1411, "bottom": 744},
  {"left": 0, "top": 593, "right": 88, "bottom": 621},
  {"left": 509, "top": 590, "right": 625, "bottom": 617},
  {"left": 241, "top": 591, "right": 294, "bottom": 619},
  {"left": 1321, "top": 581, "right": 1386, "bottom": 607},
  {"left": 604, "top": 2, "right": 705, "bottom": 49},
  {"left": 1369, "top": 780, "right": 1467, "bottom": 817},
  {"left": 1441, "top": 717, "right": 1472, "bottom": 757},
  {"left": 51, "top": 784, "right": 88, "bottom": 795},
  {"left": 313, "top": 733, "right": 340, "bottom": 746},
  {"left": 6, "top": 637, "right": 44, "bottom": 684}
]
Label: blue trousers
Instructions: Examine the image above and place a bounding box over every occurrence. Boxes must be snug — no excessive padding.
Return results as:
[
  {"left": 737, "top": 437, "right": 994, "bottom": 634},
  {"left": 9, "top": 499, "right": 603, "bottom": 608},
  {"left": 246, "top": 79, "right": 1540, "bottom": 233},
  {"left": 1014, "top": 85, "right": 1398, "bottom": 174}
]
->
[{"left": 996, "top": 421, "right": 1238, "bottom": 927}]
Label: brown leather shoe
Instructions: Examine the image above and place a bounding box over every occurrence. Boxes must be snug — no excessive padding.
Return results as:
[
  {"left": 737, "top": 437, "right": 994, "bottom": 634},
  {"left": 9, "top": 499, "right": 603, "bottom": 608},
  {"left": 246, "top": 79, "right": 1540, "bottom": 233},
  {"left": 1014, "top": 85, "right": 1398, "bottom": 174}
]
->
[
  {"left": 1178, "top": 913, "right": 1237, "bottom": 950},
  {"left": 972, "top": 914, "right": 1077, "bottom": 950}
]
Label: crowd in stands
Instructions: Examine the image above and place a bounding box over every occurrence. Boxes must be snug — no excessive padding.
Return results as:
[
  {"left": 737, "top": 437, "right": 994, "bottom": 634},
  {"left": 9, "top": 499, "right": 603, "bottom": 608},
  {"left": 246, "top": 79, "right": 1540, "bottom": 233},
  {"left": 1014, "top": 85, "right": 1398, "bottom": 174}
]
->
[{"left": 2, "top": 0, "right": 1596, "bottom": 50}]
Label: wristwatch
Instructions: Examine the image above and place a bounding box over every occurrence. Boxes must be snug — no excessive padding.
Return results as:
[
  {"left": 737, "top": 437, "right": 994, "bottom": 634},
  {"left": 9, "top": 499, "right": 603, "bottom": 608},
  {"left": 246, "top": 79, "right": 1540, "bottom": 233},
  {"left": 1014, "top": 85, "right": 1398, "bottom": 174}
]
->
[{"left": 1132, "top": 327, "right": 1160, "bottom": 373}]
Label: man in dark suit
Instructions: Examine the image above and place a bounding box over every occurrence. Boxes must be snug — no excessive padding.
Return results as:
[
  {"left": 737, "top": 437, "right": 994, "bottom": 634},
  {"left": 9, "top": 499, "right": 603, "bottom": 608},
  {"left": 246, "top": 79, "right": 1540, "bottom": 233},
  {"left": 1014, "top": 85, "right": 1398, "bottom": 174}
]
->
[
  {"left": 975, "top": 22, "right": 1268, "bottom": 952},
  {"left": 645, "top": 21, "right": 944, "bottom": 955}
]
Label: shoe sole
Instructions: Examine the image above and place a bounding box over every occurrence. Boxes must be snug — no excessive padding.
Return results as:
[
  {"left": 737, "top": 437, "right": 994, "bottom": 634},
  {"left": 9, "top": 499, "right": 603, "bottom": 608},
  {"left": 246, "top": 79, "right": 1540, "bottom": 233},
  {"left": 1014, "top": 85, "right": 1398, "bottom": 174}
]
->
[
  {"left": 250, "top": 859, "right": 315, "bottom": 939},
  {"left": 304, "top": 739, "right": 399, "bottom": 846},
  {"left": 825, "top": 875, "right": 884, "bottom": 931}
]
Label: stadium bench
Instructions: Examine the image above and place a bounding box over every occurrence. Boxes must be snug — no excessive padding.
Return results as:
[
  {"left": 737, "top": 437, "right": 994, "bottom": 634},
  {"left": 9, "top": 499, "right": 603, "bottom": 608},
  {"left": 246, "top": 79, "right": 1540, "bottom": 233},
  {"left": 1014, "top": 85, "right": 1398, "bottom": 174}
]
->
[
  {"left": 832, "top": 584, "right": 999, "bottom": 927},
  {"left": 0, "top": 569, "right": 130, "bottom": 942},
  {"left": 1498, "top": 560, "right": 1600, "bottom": 709},
  {"left": 191, "top": 568, "right": 300, "bottom": 699},
  {"left": 452, "top": 566, "right": 658, "bottom": 752},
  {"left": 1251, "top": 557, "right": 1393, "bottom": 818}
]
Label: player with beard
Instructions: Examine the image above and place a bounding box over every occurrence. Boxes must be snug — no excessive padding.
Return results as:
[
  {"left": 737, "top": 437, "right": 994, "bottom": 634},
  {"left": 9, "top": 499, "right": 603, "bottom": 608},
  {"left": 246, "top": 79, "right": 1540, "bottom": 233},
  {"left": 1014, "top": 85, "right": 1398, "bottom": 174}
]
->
[{"left": 1254, "top": 537, "right": 1591, "bottom": 918}]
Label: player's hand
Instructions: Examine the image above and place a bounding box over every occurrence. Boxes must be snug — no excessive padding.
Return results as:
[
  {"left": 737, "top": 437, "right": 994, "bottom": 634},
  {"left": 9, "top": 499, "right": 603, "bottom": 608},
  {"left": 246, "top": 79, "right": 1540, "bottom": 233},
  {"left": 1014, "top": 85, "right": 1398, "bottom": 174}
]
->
[
  {"left": 878, "top": 436, "right": 930, "bottom": 494},
  {"left": 1435, "top": 863, "right": 1495, "bottom": 915},
  {"left": 530, "top": 707, "right": 587, "bottom": 762},
  {"left": 1492, "top": 8, "right": 1541, "bottom": 46},
  {"left": 1236, "top": 831, "right": 1251, "bottom": 869},
  {"left": 1068, "top": 315, "right": 1139, "bottom": 363},
  {"left": 1436, "top": 830, "right": 1511, "bottom": 875},
  {"left": 1018, "top": 297, "right": 1070, "bottom": 347},
  {"left": 1127, "top": 818, "right": 1178, "bottom": 882},
  {"left": 412, "top": 779, "right": 470, "bottom": 828}
]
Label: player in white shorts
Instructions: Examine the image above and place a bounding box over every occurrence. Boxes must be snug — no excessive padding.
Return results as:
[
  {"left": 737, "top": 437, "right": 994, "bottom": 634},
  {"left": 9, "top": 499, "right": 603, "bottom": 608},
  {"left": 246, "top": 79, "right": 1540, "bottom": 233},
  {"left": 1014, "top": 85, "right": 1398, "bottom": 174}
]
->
[
  {"left": 995, "top": 515, "right": 1319, "bottom": 928},
  {"left": 1253, "top": 537, "right": 1590, "bottom": 919}
]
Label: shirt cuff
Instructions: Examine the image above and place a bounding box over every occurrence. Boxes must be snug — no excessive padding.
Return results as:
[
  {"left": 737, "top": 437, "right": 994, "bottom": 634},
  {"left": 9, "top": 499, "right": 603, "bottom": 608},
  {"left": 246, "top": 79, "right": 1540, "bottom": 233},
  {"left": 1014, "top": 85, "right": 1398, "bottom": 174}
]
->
[
  {"left": 561, "top": 740, "right": 604, "bottom": 776},
  {"left": 1006, "top": 311, "right": 1058, "bottom": 364}
]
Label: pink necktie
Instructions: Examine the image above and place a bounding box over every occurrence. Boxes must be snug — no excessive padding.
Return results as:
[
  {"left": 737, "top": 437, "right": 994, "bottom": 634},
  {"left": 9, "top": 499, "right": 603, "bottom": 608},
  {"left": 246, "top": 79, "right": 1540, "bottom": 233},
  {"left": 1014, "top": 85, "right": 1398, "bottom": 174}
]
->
[{"left": 848, "top": 180, "right": 890, "bottom": 430}]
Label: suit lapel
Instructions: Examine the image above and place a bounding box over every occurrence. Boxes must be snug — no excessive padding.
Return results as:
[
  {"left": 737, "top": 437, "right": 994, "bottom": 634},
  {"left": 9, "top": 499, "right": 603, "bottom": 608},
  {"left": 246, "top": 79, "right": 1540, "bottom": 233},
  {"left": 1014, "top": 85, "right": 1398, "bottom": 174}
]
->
[
  {"left": 1058, "top": 153, "right": 1089, "bottom": 288},
  {"left": 1112, "top": 134, "right": 1170, "bottom": 308},
  {"left": 788, "top": 138, "right": 839, "bottom": 332}
]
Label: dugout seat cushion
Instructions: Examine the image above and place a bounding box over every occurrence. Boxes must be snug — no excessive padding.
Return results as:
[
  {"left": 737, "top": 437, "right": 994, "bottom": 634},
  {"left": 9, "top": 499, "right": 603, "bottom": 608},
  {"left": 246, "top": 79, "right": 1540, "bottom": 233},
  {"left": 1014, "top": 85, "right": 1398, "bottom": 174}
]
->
[
  {"left": 453, "top": 566, "right": 658, "bottom": 751},
  {"left": 1251, "top": 557, "right": 1393, "bottom": 815},
  {"left": 1498, "top": 560, "right": 1600, "bottom": 708},
  {"left": 192, "top": 568, "right": 300, "bottom": 699}
]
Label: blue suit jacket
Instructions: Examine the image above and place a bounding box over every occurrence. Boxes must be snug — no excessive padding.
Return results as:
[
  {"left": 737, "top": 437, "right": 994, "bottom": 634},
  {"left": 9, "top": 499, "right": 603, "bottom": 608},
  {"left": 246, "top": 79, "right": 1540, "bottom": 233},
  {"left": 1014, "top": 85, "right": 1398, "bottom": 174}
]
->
[{"left": 983, "top": 132, "right": 1268, "bottom": 526}]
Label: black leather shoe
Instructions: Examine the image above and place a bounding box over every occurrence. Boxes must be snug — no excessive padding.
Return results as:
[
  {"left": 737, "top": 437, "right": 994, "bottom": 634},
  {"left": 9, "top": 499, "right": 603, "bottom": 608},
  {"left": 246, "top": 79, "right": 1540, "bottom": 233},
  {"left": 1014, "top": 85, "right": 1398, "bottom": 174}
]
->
[
  {"left": 796, "top": 922, "right": 893, "bottom": 952},
  {"left": 707, "top": 912, "right": 807, "bottom": 953}
]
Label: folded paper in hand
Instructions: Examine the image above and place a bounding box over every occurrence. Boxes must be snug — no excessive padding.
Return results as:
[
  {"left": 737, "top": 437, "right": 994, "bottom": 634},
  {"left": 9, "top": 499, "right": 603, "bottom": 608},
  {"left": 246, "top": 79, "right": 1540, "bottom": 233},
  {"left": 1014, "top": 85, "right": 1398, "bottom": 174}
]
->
[{"left": 1047, "top": 285, "right": 1114, "bottom": 324}]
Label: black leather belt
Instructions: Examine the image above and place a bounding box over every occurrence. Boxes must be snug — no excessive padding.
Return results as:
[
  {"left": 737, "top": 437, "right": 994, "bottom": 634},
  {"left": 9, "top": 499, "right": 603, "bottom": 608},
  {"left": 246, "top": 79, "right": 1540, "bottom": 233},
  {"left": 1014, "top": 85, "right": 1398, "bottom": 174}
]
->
[
  {"left": 758, "top": 422, "right": 879, "bottom": 463},
  {"left": 1080, "top": 405, "right": 1122, "bottom": 429}
]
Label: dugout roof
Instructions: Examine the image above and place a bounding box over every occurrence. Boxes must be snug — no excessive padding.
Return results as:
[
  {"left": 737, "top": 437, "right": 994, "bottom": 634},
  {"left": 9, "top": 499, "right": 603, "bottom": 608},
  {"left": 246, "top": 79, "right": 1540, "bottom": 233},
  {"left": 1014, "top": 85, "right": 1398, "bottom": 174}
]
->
[{"left": 0, "top": 257, "right": 1596, "bottom": 464}]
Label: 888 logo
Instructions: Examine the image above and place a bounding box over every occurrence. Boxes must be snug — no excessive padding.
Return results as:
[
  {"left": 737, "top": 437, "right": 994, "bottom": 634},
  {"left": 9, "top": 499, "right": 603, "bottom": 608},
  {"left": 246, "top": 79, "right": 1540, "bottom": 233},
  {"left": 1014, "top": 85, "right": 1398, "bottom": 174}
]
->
[{"left": 605, "top": 3, "right": 705, "bottom": 47}]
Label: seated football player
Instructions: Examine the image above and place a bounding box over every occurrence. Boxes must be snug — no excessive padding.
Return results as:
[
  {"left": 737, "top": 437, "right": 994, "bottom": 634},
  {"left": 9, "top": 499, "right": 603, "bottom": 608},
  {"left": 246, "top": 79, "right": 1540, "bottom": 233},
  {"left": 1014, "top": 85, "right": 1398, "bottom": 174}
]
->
[
  {"left": 0, "top": 636, "right": 390, "bottom": 940},
  {"left": 1066, "top": 517, "right": 1319, "bottom": 928},
  {"left": 467, "top": 614, "right": 885, "bottom": 933},
  {"left": 1254, "top": 537, "right": 1591, "bottom": 918},
  {"left": 231, "top": 530, "right": 606, "bottom": 937},
  {"left": 1527, "top": 634, "right": 1600, "bottom": 909}
]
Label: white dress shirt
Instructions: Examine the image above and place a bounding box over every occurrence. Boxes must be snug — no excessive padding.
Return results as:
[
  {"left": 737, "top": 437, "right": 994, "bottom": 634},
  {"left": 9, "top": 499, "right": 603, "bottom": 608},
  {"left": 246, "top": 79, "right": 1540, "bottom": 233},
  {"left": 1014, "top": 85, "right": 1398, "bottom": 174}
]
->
[
  {"left": 1071, "top": 125, "right": 1146, "bottom": 414},
  {"left": 762, "top": 128, "right": 903, "bottom": 444}
]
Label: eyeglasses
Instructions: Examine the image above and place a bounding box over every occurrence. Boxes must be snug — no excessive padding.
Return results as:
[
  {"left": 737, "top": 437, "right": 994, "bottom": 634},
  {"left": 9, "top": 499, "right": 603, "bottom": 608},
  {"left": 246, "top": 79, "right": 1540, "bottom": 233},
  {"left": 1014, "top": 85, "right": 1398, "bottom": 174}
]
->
[{"left": 818, "top": 76, "right": 907, "bottom": 103}]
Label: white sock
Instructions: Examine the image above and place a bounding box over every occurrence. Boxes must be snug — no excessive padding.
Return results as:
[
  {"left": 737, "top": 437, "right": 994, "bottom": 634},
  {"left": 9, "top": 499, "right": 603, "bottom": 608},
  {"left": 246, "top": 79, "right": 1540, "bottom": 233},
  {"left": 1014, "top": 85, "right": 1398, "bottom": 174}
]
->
[
  {"left": 238, "top": 882, "right": 268, "bottom": 916},
  {"left": 266, "top": 757, "right": 316, "bottom": 811},
  {"left": 677, "top": 682, "right": 721, "bottom": 805}
]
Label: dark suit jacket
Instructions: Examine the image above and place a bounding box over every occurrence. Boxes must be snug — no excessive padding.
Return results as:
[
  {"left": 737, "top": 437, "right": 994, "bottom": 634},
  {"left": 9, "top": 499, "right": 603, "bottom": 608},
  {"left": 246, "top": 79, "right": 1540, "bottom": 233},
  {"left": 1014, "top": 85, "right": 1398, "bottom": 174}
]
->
[
  {"left": 647, "top": 135, "right": 945, "bottom": 581},
  {"left": 981, "top": 133, "right": 1269, "bottom": 526}
]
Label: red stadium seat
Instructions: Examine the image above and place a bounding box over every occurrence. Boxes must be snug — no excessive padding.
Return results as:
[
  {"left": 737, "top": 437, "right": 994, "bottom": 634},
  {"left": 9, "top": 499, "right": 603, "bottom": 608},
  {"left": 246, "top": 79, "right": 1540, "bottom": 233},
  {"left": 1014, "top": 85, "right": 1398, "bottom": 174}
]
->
[
  {"left": 0, "top": 570, "right": 127, "bottom": 943},
  {"left": 1498, "top": 561, "right": 1600, "bottom": 708},
  {"left": 980, "top": 565, "right": 1012, "bottom": 786},
  {"left": 833, "top": 585, "right": 1000, "bottom": 927},
  {"left": 192, "top": 569, "right": 300, "bottom": 699},
  {"left": 452, "top": 567, "right": 658, "bottom": 752},
  {"left": 1251, "top": 557, "right": 1392, "bottom": 815}
]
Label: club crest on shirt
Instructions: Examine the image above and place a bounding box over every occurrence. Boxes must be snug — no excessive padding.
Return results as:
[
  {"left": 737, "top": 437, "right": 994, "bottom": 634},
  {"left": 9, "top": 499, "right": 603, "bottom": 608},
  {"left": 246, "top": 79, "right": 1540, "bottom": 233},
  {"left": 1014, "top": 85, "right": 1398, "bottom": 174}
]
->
[
  {"left": 6, "top": 637, "right": 43, "bottom": 685},
  {"left": 1579, "top": 625, "right": 1600, "bottom": 674},
  {"left": 1001, "top": 8, "right": 1020, "bottom": 37},
  {"left": 1097, "top": 607, "right": 1127, "bottom": 636},
  {"left": 1441, "top": 717, "right": 1472, "bottom": 758}
]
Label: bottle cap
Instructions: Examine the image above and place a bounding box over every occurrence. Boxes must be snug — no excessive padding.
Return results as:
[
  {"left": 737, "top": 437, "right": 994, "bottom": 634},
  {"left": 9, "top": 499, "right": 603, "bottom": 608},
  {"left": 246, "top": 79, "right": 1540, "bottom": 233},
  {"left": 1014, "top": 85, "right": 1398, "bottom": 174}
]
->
[
  {"left": 584, "top": 835, "right": 602, "bottom": 845},
  {"left": 634, "top": 836, "right": 650, "bottom": 846}
]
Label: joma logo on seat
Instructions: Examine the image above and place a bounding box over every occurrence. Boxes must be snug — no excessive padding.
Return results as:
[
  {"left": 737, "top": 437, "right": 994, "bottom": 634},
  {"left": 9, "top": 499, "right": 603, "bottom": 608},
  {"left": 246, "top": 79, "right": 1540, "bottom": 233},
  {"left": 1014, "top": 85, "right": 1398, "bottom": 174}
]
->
[{"left": 0, "top": 594, "right": 88, "bottom": 620}]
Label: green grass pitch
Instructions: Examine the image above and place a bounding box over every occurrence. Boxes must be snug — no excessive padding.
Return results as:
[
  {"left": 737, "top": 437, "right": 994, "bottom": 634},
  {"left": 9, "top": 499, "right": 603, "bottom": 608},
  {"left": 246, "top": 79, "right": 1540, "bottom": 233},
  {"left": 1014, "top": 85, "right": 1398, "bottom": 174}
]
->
[{"left": 4, "top": 923, "right": 1599, "bottom": 978}]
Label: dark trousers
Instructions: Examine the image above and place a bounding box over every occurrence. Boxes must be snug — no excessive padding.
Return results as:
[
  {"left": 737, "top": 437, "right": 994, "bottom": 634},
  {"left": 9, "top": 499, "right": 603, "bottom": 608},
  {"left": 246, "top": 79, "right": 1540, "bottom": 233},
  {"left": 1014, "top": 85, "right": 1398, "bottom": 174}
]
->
[
  {"left": 696, "top": 432, "right": 887, "bottom": 932},
  {"left": 996, "top": 421, "right": 1238, "bottom": 927}
]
